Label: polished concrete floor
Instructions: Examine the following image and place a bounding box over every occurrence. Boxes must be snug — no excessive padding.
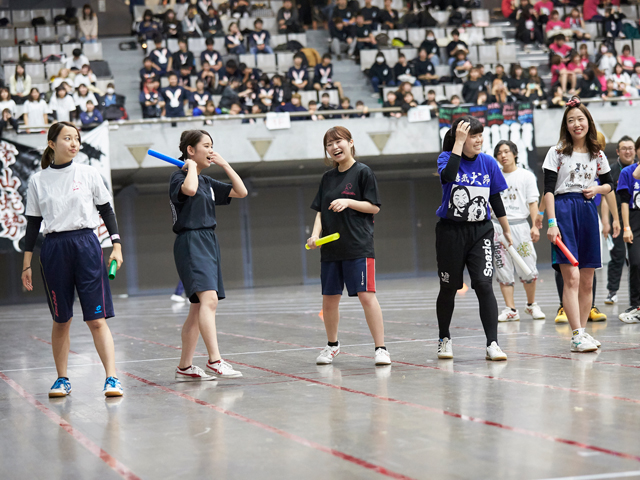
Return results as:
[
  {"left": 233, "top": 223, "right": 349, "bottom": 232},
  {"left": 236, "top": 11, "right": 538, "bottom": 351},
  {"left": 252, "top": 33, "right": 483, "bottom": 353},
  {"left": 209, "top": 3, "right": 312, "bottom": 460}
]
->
[{"left": 1, "top": 269, "right": 640, "bottom": 480}]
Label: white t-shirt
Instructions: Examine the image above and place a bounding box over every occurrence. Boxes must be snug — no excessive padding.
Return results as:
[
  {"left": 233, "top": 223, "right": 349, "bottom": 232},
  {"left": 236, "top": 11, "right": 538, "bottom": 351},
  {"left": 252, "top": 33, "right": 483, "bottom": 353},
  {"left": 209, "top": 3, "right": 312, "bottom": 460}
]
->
[
  {"left": 26, "top": 163, "right": 112, "bottom": 235},
  {"left": 73, "top": 92, "right": 98, "bottom": 112},
  {"left": 24, "top": 99, "right": 50, "bottom": 125},
  {"left": 51, "top": 77, "right": 73, "bottom": 90},
  {"left": 65, "top": 54, "right": 90, "bottom": 71},
  {"left": 498, "top": 168, "right": 540, "bottom": 221},
  {"left": 0, "top": 99, "right": 17, "bottom": 116},
  {"left": 49, "top": 94, "right": 77, "bottom": 122},
  {"left": 542, "top": 147, "right": 610, "bottom": 195},
  {"left": 73, "top": 72, "right": 97, "bottom": 88}
]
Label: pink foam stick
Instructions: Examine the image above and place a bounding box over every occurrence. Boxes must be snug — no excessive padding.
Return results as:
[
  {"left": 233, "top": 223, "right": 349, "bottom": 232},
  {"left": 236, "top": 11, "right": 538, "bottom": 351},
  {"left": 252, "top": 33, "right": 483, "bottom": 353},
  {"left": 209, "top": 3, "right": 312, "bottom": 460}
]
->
[{"left": 555, "top": 237, "right": 579, "bottom": 266}]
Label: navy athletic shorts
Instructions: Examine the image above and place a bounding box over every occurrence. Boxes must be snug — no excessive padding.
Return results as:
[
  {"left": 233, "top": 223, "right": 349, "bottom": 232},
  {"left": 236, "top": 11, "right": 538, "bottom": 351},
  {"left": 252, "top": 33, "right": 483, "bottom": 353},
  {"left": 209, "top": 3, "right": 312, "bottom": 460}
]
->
[
  {"left": 174, "top": 228, "right": 225, "bottom": 303},
  {"left": 40, "top": 229, "right": 114, "bottom": 323},
  {"left": 553, "top": 193, "right": 601, "bottom": 270},
  {"left": 321, "top": 258, "right": 376, "bottom": 297}
]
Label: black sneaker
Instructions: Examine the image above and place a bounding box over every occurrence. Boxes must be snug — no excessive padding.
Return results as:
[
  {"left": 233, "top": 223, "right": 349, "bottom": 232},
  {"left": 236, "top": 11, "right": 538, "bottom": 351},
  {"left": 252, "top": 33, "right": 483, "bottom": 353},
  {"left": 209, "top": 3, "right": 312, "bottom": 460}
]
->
[{"left": 605, "top": 292, "right": 618, "bottom": 305}]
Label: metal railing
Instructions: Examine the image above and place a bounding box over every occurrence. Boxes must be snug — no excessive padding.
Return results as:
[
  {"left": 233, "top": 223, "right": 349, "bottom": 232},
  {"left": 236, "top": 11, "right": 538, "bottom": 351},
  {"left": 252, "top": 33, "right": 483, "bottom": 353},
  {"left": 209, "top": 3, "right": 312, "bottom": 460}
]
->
[
  {"left": 16, "top": 95, "right": 640, "bottom": 132},
  {"left": 16, "top": 107, "right": 407, "bottom": 131}
]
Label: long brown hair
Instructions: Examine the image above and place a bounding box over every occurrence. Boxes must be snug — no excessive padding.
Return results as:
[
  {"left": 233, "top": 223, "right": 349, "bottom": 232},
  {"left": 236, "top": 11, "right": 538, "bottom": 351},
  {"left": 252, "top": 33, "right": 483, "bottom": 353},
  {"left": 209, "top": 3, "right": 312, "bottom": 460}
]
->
[
  {"left": 557, "top": 97, "right": 600, "bottom": 159},
  {"left": 179, "top": 129, "right": 213, "bottom": 160},
  {"left": 322, "top": 126, "right": 356, "bottom": 168},
  {"left": 41, "top": 121, "right": 81, "bottom": 169}
]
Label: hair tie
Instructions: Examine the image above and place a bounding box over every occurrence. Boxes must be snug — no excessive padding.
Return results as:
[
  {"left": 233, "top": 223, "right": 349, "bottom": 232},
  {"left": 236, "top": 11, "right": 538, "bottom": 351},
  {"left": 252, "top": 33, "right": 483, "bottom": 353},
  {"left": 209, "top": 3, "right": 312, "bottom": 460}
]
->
[{"left": 566, "top": 97, "right": 581, "bottom": 108}]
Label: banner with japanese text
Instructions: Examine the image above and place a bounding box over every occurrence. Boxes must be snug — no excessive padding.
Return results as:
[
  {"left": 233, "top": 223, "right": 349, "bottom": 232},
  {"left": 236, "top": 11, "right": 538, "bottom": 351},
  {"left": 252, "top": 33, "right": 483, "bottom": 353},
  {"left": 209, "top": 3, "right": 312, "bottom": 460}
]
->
[
  {"left": 0, "top": 121, "right": 113, "bottom": 253},
  {"left": 437, "top": 102, "right": 537, "bottom": 171}
]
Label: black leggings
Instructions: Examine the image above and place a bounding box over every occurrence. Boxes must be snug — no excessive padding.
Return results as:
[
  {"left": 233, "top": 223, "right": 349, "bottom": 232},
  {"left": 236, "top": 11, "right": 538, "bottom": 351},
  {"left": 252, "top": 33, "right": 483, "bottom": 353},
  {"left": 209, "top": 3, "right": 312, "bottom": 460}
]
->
[
  {"left": 437, "top": 282, "right": 498, "bottom": 346},
  {"left": 555, "top": 269, "right": 596, "bottom": 308}
]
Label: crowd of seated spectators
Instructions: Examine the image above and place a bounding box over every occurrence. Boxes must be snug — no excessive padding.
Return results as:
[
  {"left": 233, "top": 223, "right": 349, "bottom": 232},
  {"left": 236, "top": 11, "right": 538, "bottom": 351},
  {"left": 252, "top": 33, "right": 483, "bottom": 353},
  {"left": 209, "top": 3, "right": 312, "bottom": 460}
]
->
[
  {"left": 506, "top": 0, "right": 640, "bottom": 105},
  {"left": 0, "top": 53, "right": 127, "bottom": 134}
]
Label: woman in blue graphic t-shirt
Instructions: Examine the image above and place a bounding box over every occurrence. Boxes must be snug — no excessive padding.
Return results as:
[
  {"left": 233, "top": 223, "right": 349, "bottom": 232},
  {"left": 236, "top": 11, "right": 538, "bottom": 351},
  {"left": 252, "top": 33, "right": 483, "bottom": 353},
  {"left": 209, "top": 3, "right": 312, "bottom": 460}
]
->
[{"left": 435, "top": 116, "right": 513, "bottom": 362}]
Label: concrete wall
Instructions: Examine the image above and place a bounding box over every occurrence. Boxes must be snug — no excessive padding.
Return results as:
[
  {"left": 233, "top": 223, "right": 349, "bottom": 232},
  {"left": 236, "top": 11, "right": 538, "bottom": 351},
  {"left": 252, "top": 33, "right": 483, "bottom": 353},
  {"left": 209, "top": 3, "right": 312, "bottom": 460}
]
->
[{"left": 5, "top": 105, "right": 632, "bottom": 301}]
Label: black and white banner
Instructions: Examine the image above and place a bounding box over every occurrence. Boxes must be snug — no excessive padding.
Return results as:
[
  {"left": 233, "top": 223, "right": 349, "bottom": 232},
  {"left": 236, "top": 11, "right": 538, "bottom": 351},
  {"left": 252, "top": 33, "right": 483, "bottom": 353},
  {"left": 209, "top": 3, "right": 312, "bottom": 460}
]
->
[{"left": 0, "top": 121, "right": 113, "bottom": 253}]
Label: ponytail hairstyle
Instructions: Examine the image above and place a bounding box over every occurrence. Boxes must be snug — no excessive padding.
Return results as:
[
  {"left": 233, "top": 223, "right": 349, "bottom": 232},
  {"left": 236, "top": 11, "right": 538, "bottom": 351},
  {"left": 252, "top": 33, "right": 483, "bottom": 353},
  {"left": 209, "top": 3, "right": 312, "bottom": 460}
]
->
[
  {"left": 442, "top": 115, "right": 484, "bottom": 152},
  {"left": 41, "top": 121, "right": 81, "bottom": 170},
  {"left": 322, "top": 126, "right": 356, "bottom": 168},
  {"left": 557, "top": 96, "right": 600, "bottom": 159},
  {"left": 178, "top": 129, "right": 213, "bottom": 160}
]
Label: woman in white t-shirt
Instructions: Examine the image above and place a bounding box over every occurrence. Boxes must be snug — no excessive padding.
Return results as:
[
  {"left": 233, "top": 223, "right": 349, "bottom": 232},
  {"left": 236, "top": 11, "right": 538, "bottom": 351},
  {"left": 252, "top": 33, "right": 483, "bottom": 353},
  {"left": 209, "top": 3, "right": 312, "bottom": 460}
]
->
[
  {"left": 73, "top": 83, "right": 98, "bottom": 112},
  {"left": 49, "top": 86, "right": 78, "bottom": 122},
  {"left": 492, "top": 140, "right": 545, "bottom": 323},
  {"left": 9, "top": 63, "right": 31, "bottom": 104},
  {"left": 21, "top": 122, "right": 124, "bottom": 398},
  {"left": 23, "top": 88, "right": 50, "bottom": 129},
  {"left": 543, "top": 97, "right": 616, "bottom": 353},
  {"left": 0, "top": 87, "right": 17, "bottom": 117},
  {"left": 51, "top": 68, "right": 74, "bottom": 93}
]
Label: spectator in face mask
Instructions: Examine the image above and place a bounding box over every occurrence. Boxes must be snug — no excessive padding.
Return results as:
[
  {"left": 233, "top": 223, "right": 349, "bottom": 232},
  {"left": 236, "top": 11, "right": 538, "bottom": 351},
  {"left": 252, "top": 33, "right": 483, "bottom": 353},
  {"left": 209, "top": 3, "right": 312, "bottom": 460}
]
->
[
  {"left": 369, "top": 52, "right": 395, "bottom": 97},
  {"left": 420, "top": 30, "right": 441, "bottom": 67}
]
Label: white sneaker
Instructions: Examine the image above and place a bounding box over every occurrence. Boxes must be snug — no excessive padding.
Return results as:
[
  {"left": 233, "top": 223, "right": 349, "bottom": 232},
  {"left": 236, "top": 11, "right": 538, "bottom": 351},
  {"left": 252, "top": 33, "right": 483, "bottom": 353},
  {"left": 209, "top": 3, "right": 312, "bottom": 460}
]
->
[
  {"left": 175, "top": 365, "right": 216, "bottom": 381},
  {"left": 437, "top": 337, "right": 453, "bottom": 359},
  {"left": 583, "top": 332, "right": 601, "bottom": 348},
  {"left": 170, "top": 294, "right": 185, "bottom": 303},
  {"left": 524, "top": 303, "right": 546, "bottom": 319},
  {"left": 206, "top": 359, "right": 243, "bottom": 378},
  {"left": 498, "top": 307, "right": 520, "bottom": 322},
  {"left": 620, "top": 306, "right": 640, "bottom": 323},
  {"left": 486, "top": 341, "right": 508, "bottom": 361},
  {"left": 316, "top": 343, "right": 340, "bottom": 365},
  {"left": 374, "top": 348, "right": 391, "bottom": 365},
  {"left": 571, "top": 333, "right": 598, "bottom": 352}
]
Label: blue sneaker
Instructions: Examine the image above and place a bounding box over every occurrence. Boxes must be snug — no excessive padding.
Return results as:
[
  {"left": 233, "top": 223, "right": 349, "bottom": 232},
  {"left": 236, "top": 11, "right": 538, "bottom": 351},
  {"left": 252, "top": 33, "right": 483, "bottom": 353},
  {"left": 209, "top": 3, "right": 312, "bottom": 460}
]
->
[
  {"left": 103, "top": 377, "right": 124, "bottom": 397},
  {"left": 49, "top": 377, "right": 72, "bottom": 398}
]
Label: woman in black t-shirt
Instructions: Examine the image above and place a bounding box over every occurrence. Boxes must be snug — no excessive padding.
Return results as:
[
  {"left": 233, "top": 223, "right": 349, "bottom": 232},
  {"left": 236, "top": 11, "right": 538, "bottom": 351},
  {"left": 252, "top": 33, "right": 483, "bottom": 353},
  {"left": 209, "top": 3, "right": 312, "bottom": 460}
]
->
[
  {"left": 307, "top": 126, "right": 390, "bottom": 367},
  {"left": 169, "top": 130, "right": 248, "bottom": 380}
]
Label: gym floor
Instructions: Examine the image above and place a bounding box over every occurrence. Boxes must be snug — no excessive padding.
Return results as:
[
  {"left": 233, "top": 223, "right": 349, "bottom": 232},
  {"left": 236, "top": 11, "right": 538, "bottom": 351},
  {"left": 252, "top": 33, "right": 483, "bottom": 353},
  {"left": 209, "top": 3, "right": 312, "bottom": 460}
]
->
[{"left": 1, "top": 268, "right": 639, "bottom": 480}]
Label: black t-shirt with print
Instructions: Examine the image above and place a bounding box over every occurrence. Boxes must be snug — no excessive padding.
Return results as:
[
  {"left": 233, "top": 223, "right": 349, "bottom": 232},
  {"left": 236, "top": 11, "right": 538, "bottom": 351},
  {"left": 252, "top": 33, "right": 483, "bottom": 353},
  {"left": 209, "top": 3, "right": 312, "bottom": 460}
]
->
[
  {"left": 311, "top": 162, "right": 381, "bottom": 262},
  {"left": 170, "top": 170, "right": 233, "bottom": 233}
]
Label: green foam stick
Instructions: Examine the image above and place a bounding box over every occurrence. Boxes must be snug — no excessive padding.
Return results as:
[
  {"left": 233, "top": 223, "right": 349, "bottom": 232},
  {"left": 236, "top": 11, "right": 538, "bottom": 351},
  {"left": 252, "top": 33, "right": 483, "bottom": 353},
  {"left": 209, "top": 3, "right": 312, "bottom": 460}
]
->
[
  {"left": 305, "top": 233, "right": 340, "bottom": 250},
  {"left": 108, "top": 260, "right": 117, "bottom": 280}
]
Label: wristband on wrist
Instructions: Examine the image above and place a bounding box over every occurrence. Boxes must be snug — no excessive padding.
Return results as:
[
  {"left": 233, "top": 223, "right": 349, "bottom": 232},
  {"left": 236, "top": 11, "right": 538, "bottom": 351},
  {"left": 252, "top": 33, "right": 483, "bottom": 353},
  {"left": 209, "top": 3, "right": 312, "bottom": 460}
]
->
[
  {"left": 22, "top": 266, "right": 31, "bottom": 272},
  {"left": 538, "top": 211, "right": 544, "bottom": 216},
  {"left": 625, "top": 227, "right": 631, "bottom": 231},
  {"left": 548, "top": 218, "right": 558, "bottom": 228}
]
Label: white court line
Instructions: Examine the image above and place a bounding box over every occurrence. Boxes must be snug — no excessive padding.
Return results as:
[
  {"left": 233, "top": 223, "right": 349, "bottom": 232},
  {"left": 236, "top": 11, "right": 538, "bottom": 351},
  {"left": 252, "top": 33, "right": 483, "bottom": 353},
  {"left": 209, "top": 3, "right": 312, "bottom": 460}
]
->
[
  {"left": 0, "top": 333, "right": 528, "bottom": 374},
  {"left": 537, "top": 471, "right": 640, "bottom": 480}
]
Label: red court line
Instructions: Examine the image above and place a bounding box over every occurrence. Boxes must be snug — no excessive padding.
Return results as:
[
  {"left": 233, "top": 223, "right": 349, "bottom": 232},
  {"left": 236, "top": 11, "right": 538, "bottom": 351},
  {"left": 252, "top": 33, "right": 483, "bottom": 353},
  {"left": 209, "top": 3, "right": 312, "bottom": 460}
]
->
[
  {"left": 226, "top": 359, "right": 640, "bottom": 464},
  {"left": 252, "top": 318, "right": 640, "bottom": 370},
  {"left": 0, "top": 372, "right": 140, "bottom": 480},
  {"left": 110, "top": 330, "right": 640, "bottom": 459},
  {"left": 111, "top": 330, "right": 640, "bottom": 405},
  {"left": 119, "top": 370, "right": 417, "bottom": 480}
]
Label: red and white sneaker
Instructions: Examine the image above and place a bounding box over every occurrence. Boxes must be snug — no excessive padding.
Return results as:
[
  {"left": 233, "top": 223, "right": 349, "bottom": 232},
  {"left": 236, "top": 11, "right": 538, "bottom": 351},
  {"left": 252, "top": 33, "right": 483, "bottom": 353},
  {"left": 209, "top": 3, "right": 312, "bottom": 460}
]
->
[
  {"left": 316, "top": 342, "right": 340, "bottom": 364},
  {"left": 175, "top": 365, "right": 216, "bottom": 381},
  {"left": 498, "top": 307, "right": 520, "bottom": 322},
  {"left": 206, "top": 359, "right": 243, "bottom": 378}
]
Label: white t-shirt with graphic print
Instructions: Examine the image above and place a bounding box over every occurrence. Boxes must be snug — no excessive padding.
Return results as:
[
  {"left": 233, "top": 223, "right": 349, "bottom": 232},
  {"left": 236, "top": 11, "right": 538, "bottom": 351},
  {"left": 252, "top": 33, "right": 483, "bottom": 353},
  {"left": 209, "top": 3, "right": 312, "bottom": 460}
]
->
[
  {"left": 26, "top": 163, "right": 112, "bottom": 235},
  {"left": 542, "top": 147, "right": 610, "bottom": 195},
  {"left": 498, "top": 168, "right": 540, "bottom": 221}
]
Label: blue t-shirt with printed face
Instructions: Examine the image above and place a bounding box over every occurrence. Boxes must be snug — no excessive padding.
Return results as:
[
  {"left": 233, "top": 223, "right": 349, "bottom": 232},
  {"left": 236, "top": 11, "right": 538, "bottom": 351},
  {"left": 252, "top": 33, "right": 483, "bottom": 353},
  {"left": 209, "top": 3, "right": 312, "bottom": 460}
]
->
[
  {"left": 617, "top": 163, "right": 640, "bottom": 209},
  {"left": 436, "top": 151, "right": 508, "bottom": 222}
]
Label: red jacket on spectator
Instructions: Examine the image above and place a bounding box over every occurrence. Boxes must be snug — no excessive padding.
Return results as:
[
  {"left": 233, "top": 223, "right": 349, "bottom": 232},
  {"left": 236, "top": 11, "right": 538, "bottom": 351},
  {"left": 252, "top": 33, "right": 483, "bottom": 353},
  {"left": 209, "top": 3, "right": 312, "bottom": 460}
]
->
[
  {"left": 584, "top": 0, "right": 620, "bottom": 21},
  {"left": 534, "top": 1, "right": 554, "bottom": 17},
  {"left": 502, "top": 0, "right": 514, "bottom": 19},
  {"left": 545, "top": 19, "right": 567, "bottom": 32}
]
